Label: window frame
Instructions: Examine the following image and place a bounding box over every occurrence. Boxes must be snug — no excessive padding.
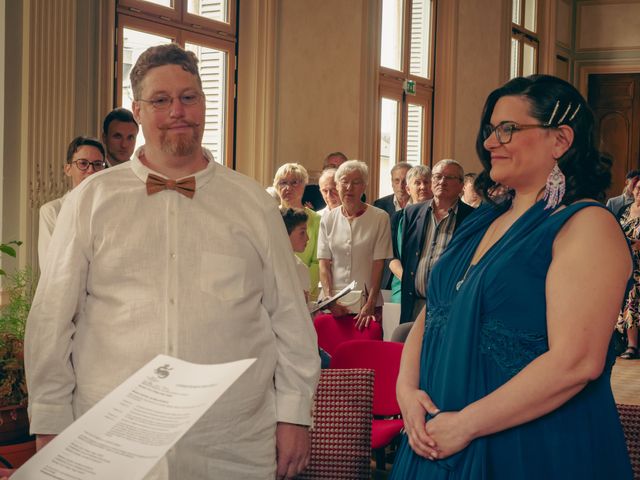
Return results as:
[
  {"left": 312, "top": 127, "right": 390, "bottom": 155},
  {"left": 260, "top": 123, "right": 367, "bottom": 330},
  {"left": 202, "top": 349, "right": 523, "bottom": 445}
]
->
[{"left": 510, "top": 0, "right": 540, "bottom": 78}]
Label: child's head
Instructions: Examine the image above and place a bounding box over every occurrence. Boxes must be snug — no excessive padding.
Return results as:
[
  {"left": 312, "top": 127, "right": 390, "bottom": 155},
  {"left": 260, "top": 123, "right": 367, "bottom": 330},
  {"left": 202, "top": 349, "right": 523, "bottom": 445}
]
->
[{"left": 280, "top": 208, "right": 309, "bottom": 253}]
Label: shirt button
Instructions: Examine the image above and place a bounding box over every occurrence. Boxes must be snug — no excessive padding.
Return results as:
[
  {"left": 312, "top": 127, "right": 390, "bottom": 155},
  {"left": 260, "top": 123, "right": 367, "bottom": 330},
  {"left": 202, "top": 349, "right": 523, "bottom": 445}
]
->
[
  {"left": 410, "top": 272, "right": 414, "bottom": 276},
  {"left": 169, "top": 298, "right": 175, "bottom": 305}
]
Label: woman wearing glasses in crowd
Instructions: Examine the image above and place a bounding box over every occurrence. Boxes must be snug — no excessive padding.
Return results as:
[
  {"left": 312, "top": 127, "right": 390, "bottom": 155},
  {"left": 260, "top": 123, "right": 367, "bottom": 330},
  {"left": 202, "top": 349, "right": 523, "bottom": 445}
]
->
[
  {"left": 315, "top": 160, "right": 392, "bottom": 352},
  {"left": 38, "top": 136, "right": 107, "bottom": 269},
  {"left": 391, "top": 75, "right": 633, "bottom": 479},
  {"left": 273, "top": 163, "right": 321, "bottom": 299}
]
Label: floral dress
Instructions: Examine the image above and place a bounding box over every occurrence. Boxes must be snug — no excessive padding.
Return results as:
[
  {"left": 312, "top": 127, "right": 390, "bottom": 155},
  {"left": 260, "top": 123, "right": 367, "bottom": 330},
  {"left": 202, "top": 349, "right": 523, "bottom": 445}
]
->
[{"left": 618, "top": 204, "right": 640, "bottom": 330}]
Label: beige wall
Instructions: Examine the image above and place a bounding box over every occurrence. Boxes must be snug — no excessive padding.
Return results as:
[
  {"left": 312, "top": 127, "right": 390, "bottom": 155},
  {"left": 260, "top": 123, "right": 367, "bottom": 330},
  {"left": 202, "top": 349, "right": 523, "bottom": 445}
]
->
[
  {"left": 273, "top": 0, "right": 368, "bottom": 182},
  {"left": 450, "top": 0, "right": 510, "bottom": 175}
]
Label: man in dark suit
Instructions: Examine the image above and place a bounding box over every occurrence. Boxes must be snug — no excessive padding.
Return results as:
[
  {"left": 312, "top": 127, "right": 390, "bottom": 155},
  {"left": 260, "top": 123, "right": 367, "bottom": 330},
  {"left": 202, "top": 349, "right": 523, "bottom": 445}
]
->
[
  {"left": 397, "top": 159, "right": 475, "bottom": 331},
  {"left": 374, "top": 162, "right": 412, "bottom": 289}
]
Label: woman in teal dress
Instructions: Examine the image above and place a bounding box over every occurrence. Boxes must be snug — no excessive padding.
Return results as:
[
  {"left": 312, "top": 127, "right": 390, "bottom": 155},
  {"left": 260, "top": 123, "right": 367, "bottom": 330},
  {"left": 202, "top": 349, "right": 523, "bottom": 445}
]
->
[{"left": 391, "top": 75, "right": 634, "bottom": 479}]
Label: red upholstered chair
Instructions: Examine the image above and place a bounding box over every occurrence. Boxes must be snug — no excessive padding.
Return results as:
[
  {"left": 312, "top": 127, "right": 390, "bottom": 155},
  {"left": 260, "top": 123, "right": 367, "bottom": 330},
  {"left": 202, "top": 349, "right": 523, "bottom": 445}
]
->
[
  {"left": 295, "top": 369, "right": 374, "bottom": 480},
  {"left": 330, "top": 340, "right": 404, "bottom": 470},
  {"left": 313, "top": 313, "right": 383, "bottom": 356},
  {"left": 617, "top": 403, "right": 640, "bottom": 479}
]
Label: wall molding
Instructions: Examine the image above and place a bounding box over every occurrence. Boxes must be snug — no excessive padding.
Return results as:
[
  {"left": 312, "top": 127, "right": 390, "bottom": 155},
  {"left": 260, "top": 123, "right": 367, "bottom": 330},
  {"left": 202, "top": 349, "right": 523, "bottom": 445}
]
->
[{"left": 575, "top": 58, "right": 640, "bottom": 98}]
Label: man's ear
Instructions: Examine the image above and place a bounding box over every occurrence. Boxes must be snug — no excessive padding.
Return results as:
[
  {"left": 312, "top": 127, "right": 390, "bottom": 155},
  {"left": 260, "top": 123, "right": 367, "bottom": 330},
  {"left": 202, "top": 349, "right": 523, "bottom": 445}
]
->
[
  {"left": 132, "top": 101, "right": 141, "bottom": 125},
  {"left": 63, "top": 163, "right": 72, "bottom": 177},
  {"left": 553, "top": 125, "right": 574, "bottom": 160}
]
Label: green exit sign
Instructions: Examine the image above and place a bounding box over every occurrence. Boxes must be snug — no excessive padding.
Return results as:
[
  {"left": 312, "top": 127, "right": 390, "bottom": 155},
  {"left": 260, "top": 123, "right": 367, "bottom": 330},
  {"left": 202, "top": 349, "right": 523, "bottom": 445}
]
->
[{"left": 403, "top": 80, "right": 416, "bottom": 95}]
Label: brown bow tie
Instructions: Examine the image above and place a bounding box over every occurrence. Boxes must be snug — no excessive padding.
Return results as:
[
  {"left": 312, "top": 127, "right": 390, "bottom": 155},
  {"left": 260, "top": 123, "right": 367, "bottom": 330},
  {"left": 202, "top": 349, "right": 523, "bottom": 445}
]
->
[{"left": 146, "top": 173, "right": 196, "bottom": 199}]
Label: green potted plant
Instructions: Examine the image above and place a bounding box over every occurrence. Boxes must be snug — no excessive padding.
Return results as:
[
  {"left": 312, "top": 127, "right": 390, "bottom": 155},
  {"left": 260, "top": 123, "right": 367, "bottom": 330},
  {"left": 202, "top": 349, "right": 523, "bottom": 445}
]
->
[{"left": 0, "top": 241, "right": 36, "bottom": 469}]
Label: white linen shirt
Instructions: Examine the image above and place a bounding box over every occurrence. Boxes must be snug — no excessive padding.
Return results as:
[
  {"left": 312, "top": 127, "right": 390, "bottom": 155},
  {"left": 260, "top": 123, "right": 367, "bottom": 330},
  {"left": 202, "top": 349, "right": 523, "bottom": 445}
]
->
[
  {"left": 37, "top": 193, "right": 67, "bottom": 270},
  {"left": 317, "top": 205, "right": 392, "bottom": 303},
  {"left": 25, "top": 149, "right": 320, "bottom": 479}
]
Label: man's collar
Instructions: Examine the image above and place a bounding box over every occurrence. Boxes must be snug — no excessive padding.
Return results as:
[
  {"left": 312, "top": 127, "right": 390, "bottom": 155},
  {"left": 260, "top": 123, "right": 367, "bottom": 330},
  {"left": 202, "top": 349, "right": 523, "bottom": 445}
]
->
[{"left": 131, "top": 146, "right": 217, "bottom": 191}]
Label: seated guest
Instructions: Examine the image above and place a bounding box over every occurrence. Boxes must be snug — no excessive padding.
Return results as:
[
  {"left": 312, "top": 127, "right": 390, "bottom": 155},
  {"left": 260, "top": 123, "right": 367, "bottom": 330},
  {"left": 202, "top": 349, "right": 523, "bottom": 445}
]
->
[
  {"left": 303, "top": 152, "right": 349, "bottom": 210},
  {"left": 462, "top": 172, "right": 482, "bottom": 207},
  {"left": 323, "top": 151, "right": 348, "bottom": 169},
  {"left": 280, "top": 207, "right": 311, "bottom": 302},
  {"left": 389, "top": 165, "right": 432, "bottom": 303},
  {"left": 317, "top": 168, "right": 341, "bottom": 218},
  {"left": 315, "top": 160, "right": 392, "bottom": 342},
  {"left": 38, "top": 136, "right": 106, "bottom": 269},
  {"left": 274, "top": 163, "right": 321, "bottom": 298}
]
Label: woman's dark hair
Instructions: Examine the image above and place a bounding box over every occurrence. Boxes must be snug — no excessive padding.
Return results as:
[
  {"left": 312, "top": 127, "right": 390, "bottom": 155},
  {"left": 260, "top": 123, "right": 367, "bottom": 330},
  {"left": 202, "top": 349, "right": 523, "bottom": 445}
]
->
[
  {"left": 66, "top": 136, "right": 106, "bottom": 163},
  {"left": 475, "top": 74, "right": 611, "bottom": 205},
  {"left": 280, "top": 207, "right": 308, "bottom": 235}
]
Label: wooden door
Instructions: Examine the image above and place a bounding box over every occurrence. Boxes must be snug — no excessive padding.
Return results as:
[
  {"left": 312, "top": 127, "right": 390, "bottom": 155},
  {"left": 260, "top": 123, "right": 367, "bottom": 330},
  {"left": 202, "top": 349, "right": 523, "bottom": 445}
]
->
[{"left": 588, "top": 74, "right": 640, "bottom": 200}]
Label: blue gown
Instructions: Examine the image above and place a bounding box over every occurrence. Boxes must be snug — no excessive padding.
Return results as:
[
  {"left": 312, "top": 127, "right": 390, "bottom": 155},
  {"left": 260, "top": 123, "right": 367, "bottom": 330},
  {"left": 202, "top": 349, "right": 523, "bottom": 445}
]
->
[{"left": 390, "top": 200, "right": 633, "bottom": 479}]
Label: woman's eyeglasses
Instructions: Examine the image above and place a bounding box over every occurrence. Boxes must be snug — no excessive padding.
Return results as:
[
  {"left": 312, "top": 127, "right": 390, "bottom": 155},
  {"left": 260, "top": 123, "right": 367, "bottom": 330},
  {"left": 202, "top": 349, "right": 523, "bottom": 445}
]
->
[{"left": 482, "top": 121, "right": 552, "bottom": 145}]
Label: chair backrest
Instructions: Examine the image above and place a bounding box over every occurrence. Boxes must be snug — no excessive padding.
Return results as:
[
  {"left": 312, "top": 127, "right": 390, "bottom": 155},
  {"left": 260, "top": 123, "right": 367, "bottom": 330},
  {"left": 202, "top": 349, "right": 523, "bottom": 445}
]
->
[
  {"left": 617, "top": 403, "right": 640, "bottom": 478},
  {"left": 330, "top": 340, "right": 403, "bottom": 416},
  {"left": 313, "top": 313, "right": 382, "bottom": 356},
  {"left": 295, "top": 368, "right": 374, "bottom": 480}
]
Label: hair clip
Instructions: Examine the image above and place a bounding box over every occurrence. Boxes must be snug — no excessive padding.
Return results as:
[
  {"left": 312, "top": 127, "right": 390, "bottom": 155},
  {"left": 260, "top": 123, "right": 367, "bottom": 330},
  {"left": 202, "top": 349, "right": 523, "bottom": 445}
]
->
[
  {"left": 568, "top": 104, "right": 581, "bottom": 122},
  {"left": 557, "top": 103, "right": 573, "bottom": 124},
  {"left": 546, "top": 100, "right": 560, "bottom": 126}
]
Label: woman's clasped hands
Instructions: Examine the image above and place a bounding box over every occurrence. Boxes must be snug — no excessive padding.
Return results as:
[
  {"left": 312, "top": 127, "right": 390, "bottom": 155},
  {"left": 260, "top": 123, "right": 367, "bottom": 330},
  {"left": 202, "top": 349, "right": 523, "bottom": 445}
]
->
[{"left": 398, "top": 387, "right": 474, "bottom": 461}]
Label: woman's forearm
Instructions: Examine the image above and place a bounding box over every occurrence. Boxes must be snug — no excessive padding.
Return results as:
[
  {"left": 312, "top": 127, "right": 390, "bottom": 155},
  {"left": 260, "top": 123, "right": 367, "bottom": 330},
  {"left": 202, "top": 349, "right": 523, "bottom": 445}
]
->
[
  {"left": 366, "top": 259, "right": 385, "bottom": 305},
  {"left": 318, "top": 259, "right": 333, "bottom": 297},
  {"left": 397, "top": 310, "right": 425, "bottom": 393}
]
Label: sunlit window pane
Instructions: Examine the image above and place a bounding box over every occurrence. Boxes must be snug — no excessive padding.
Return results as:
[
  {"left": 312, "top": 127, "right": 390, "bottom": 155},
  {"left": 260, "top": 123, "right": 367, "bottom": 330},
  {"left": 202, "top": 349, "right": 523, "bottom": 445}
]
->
[
  {"left": 121, "top": 28, "right": 172, "bottom": 151},
  {"left": 524, "top": 0, "right": 537, "bottom": 32},
  {"left": 522, "top": 43, "right": 536, "bottom": 76},
  {"left": 406, "top": 104, "right": 423, "bottom": 166},
  {"left": 512, "top": 0, "right": 521, "bottom": 25},
  {"left": 186, "top": 43, "right": 227, "bottom": 165},
  {"left": 408, "top": 0, "right": 432, "bottom": 78},
  {"left": 188, "top": 0, "right": 227, "bottom": 24},
  {"left": 381, "top": 0, "right": 404, "bottom": 71},
  {"left": 510, "top": 38, "right": 520, "bottom": 79},
  {"left": 379, "top": 98, "right": 399, "bottom": 197}
]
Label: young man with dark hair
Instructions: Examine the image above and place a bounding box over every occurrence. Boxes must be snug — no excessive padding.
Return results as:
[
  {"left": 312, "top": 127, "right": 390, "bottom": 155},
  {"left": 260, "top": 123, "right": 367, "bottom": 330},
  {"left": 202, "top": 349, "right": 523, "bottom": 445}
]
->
[{"left": 102, "top": 107, "right": 139, "bottom": 166}]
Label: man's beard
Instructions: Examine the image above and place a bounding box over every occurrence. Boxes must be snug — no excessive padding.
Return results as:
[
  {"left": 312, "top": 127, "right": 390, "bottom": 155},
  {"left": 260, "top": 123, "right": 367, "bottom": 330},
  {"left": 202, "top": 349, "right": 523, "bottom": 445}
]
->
[{"left": 160, "top": 129, "right": 200, "bottom": 157}]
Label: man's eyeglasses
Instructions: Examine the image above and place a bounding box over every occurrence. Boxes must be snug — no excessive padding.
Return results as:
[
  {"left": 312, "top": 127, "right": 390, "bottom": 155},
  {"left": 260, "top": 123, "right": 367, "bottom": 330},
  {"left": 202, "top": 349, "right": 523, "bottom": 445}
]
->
[
  {"left": 277, "top": 180, "right": 302, "bottom": 189},
  {"left": 71, "top": 160, "right": 107, "bottom": 171},
  {"left": 138, "top": 92, "right": 203, "bottom": 111},
  {"left": 432, "top": 174, "right": 462, "bottom": 183},
  {"left": 482, "top": 121, "right": 552, "bottom": 145}
]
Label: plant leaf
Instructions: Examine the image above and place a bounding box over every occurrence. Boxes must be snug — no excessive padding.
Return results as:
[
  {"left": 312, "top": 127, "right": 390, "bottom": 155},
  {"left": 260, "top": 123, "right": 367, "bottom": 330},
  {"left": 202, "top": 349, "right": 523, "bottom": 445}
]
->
[{"left": 0, "top": 245, "right": 17, "bottom": 257}]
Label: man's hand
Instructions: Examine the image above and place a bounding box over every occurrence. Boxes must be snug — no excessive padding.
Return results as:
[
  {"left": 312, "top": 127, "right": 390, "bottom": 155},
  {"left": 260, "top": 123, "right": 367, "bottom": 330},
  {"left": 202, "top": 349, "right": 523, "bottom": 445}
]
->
[
  {"left": 36, "top": 434, "right": 57, "bottom": 451},
  {"left": 276, "top": 422, "right": 310, "bottom": 479}
]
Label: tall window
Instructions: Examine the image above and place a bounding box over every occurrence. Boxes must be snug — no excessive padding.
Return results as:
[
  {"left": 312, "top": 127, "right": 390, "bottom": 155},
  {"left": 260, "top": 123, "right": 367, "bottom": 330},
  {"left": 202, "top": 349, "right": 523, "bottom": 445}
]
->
[
  {"left": 378, "top": 0, "right": 436, "bottom": 198},
  {"left": 116, "top": 0, "right": 236, "bottom": 166},
  {"left": 510, "top": 0, "right": 539, "bottom": 79}
]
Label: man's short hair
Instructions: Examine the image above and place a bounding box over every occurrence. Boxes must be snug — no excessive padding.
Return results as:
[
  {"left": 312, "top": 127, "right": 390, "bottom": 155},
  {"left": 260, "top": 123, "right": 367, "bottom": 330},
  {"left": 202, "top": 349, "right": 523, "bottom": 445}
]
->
[
  {"left": 406, "top": 165, "right": 431, "bottom": 184},
  {"left": 130, "top": 43, "right": 201, "bottom": 100},
  {"left": 433, "top": 158, "right": 464, "bottom": 180},
  {"left": 322, "top": 152, "right": 348, "bottom": 169},
  {"left": 391, "top": 162, "right": 412, "bottom": 175},
  {"left": 280, "top": 208, "right": 308, "bottom": 235},
  {"left": 464, "top": 172, "right": 477, "bottom": 184},
  {"left": 319, "top": 168, "right": 337, "bottom": 184},
  {"left": 102, "top": 108, "right": 138, "bottom": 136},
  {"left": 626, "top": 169, "right": 640, "bottom": 180},
  {"left": 66, "top": 136, "right": 105, "bottom": 163}
]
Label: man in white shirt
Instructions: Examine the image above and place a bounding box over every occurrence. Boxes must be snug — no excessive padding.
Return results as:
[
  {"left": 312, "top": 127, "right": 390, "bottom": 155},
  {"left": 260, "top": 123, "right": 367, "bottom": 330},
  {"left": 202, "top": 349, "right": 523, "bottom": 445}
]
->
[
  {"left": 38, "top": 136, "right": 107, "bottom": 269},
  {"left": 102, "top": 107, "right": 139, "bottom": 167},
  {"left": 26, "top": 44, "right": 320, "bottom": 480}
]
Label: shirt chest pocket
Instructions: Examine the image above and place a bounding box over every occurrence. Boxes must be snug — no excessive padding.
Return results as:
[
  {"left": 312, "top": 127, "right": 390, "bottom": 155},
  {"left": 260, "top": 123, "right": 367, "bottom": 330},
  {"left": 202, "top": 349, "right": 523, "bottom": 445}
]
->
[{"left": 200, "top": 253, "right": 248, "bottom": 301}]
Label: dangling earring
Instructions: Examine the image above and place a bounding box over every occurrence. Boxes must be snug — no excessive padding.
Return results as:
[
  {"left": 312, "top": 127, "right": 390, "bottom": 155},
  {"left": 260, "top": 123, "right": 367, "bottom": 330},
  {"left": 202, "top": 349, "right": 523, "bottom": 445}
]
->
[{"left": 544, "top": 161, "right": 565, "bottom": 210}]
